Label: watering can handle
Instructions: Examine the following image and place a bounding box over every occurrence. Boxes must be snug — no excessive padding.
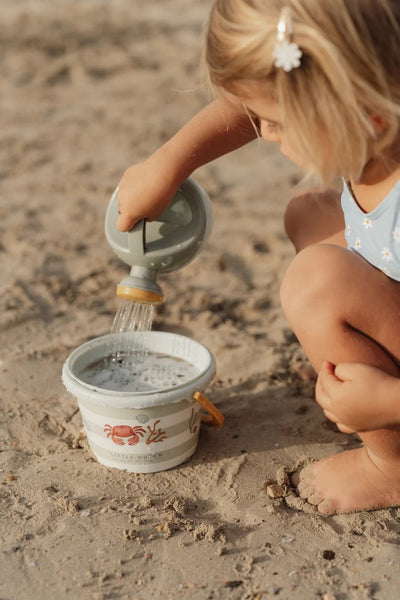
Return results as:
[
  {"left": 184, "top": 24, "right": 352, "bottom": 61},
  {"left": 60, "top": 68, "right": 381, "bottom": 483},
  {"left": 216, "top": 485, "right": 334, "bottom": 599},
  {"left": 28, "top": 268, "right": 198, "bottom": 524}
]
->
[{"left": 193, "top": 391, "right": 224, "bottom": 428}]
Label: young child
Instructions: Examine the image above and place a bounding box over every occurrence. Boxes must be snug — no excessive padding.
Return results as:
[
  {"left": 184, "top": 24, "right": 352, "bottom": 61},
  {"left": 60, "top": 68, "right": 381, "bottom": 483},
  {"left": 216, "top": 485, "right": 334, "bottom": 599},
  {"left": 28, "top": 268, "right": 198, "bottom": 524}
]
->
[{"left": 117, "top": 0, "right": 400, "bottom": 514}]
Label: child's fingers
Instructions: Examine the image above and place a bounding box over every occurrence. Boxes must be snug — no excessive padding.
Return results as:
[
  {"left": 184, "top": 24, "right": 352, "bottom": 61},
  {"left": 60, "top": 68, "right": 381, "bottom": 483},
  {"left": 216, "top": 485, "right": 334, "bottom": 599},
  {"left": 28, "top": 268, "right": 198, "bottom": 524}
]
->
[
  {"left": 322, "top": 407, "right": 355, "bottom": 434},
  {"left": 117, "top": 213, "right": 138, "bottom": 232},
  {"left": 322, "top": 408, "right": 339, "bottom": 423},
  {"left": 316, "top": 361, "right": 340, "bottom": 408},
  {"left": 332, "top": 363, "right": 352, "bottom": 382},
  {"left": 321, "top": 360, "right": 336, "bottom": 378},
  {"left": 333, "top": 362, "right": 363, "bottom": 382},
  {"left": 336, "top": 423, "right": 356, "bottom": 434}
]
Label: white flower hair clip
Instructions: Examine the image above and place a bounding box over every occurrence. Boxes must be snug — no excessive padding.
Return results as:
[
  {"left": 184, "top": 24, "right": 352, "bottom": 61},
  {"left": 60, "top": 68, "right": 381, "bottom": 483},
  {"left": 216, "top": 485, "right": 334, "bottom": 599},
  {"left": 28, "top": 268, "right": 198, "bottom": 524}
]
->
[{"left": 273, "top": 6, "right": 302, "bottom": 72}]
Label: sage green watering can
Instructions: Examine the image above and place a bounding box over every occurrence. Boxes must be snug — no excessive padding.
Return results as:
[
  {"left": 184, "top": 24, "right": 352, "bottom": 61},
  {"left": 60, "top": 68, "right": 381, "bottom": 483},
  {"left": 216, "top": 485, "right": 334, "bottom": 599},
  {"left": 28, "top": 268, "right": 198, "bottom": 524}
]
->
[{"left": 105, "top": 178, "right": 212, "bottom": 304}]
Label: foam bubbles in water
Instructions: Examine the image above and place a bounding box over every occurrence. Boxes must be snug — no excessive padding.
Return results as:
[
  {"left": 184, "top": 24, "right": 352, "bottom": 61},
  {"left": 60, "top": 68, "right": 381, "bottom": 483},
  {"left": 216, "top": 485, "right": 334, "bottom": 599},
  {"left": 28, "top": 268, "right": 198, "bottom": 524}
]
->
[{"left": 78, "top": 352, "right": 200, "bottom": 392}]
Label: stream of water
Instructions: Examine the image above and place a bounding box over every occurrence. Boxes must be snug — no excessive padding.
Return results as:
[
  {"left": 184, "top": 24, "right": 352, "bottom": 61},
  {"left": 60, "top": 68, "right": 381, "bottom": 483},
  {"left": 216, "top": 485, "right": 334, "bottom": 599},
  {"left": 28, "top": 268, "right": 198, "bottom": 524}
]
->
[{"left": 107, "top": 299, "right": 155, "bottom": 363}]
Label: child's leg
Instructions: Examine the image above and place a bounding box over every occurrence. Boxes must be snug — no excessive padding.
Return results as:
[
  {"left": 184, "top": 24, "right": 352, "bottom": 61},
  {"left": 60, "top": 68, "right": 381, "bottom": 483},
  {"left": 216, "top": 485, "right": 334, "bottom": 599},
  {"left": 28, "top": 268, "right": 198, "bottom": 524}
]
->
[
  {"left": 284, "top": 189, "right": 345, "bottom": 251},
  {"left": 284, "top": 189, "right": 345, "bottom": 382},
  {"left": 281, "top": 244, "right": 400, "bottom": 514}
]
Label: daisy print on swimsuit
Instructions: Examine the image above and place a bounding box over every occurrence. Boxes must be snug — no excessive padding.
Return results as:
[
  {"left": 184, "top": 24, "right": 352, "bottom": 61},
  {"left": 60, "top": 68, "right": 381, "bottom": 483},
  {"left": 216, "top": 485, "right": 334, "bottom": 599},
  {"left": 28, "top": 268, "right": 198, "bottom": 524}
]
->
[
  {"left": 393, "top": 226, "right": 400, "bottom": 242},
  {"left": 363, "top": 216, "right": 372, "bottom": 229},
  {"left": 381, "top": 248, "right": 393, "bottom": 261}
]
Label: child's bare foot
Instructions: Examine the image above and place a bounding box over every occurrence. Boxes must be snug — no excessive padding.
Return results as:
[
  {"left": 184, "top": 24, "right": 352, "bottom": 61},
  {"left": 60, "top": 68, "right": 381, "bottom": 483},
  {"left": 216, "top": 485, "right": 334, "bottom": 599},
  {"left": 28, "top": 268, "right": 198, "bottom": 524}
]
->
[{"left": 292, "top": 447, "right": 400, "bottom": 514}]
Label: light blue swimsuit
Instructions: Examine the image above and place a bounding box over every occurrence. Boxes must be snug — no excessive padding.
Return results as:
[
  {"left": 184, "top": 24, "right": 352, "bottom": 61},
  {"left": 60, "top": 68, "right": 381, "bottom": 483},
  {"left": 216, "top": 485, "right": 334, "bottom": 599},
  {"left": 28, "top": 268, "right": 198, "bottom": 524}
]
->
[{"left": 341, "top": 180, "right": 400, "bottom": 282}]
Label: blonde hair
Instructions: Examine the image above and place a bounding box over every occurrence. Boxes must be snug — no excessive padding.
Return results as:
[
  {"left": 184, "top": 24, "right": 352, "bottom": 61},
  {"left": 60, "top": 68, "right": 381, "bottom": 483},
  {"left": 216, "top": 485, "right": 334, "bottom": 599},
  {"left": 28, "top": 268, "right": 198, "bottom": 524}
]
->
[{"left": 205, "top": 0, "right": 400, "bottom": 183}]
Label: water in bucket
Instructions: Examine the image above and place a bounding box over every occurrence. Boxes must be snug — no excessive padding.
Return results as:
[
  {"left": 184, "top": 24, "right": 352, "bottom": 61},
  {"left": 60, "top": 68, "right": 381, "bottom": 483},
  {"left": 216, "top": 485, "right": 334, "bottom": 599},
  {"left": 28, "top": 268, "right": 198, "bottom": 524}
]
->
[{"left": 77, "top": 350, "right": 200, "bottom": 393}]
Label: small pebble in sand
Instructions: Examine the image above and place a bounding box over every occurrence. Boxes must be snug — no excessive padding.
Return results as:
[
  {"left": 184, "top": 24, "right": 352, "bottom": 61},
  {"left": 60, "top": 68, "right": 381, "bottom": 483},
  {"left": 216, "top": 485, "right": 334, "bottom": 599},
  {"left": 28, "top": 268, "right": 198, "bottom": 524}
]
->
[
  {"left": 123, "top": 529, "right": 138, "bottom": 541},
  {"left": 266, "top": 484, "right": 287, "bottom": 499},
  {"left": 322, "top": 550, "right": 336, "bottom": 560},
  {"left": 55, "top": 496, "right": 80, "bottom": 515},
  {"left": 139, "top": 495, "right": 153, "bottom": 509},
  {"left": 276, "top": 466, "right": 291, "bottom": 487},
  {"left": 281, "top": 535, "right": 295, "bottom": 543},
  {"left": 223, "top": 580, "right": 243, "bottom": 589}
]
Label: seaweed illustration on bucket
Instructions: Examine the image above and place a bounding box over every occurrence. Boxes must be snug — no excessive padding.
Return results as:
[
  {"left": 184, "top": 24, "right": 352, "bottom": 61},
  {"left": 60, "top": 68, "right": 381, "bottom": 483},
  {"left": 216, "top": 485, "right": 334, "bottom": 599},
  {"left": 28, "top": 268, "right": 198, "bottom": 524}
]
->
[{"left": 146, "top": 420, "right": 167, "bottom": 444}]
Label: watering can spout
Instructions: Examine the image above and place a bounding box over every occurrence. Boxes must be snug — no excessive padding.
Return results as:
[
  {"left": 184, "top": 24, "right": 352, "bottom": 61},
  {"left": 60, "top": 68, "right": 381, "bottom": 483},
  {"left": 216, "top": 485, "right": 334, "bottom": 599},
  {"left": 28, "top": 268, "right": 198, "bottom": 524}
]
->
[{"left": 116, "top": 266, "right": 164, "bottom": 305}]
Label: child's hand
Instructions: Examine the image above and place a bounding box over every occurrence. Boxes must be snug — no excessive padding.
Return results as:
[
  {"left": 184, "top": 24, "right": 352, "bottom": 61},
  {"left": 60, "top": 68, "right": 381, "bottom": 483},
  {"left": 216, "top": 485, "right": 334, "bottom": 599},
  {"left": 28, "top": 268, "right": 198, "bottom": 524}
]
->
[
  {"left": 116, "top": 159, "right": 179, "bottom": 231},
  {"left": 316, "top": 361, "right": 400, "bottom": 432}
]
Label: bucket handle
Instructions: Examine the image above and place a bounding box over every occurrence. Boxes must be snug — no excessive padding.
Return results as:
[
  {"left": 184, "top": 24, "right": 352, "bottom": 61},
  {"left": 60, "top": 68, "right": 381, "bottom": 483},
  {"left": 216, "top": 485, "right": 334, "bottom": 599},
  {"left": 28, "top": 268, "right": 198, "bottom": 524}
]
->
[{"left": 193, "top": 391, "right": 224, "bottom": 428}]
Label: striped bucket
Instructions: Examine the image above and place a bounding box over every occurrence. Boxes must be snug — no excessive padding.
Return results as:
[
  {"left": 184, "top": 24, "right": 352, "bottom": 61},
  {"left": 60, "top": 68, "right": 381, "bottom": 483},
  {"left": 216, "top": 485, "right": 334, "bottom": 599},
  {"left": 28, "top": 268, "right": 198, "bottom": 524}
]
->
[{"left": 62, "top": 332, "right": 223, "bottom": 473}]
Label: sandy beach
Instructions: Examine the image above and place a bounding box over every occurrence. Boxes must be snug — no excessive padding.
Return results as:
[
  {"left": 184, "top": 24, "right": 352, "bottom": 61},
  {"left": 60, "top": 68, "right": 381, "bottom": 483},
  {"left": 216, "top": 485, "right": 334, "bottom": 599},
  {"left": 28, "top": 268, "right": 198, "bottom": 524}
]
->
[{"left": 1, "top": 1, "right": 399, "bottom": 598}]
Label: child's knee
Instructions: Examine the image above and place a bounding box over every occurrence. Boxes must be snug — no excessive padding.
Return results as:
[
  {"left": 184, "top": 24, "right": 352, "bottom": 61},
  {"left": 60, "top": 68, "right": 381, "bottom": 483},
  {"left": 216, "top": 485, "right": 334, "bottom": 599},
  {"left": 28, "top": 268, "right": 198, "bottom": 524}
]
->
[
  {"left": 280, "top": 247, "right": 312, "bottom": 323},
  {"left": 280, "top": 244, "right": 341, "bottom": 325}
]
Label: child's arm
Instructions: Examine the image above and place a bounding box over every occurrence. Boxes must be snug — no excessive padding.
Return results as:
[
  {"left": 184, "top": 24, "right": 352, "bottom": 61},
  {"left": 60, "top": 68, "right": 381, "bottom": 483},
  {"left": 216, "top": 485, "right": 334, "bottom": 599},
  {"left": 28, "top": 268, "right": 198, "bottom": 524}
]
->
[
  {"left": 316, "top": 361, "right": 400, "bottom": 432},
  {"left": 117, "top": 96, "right": 257, "bottom": 231}
]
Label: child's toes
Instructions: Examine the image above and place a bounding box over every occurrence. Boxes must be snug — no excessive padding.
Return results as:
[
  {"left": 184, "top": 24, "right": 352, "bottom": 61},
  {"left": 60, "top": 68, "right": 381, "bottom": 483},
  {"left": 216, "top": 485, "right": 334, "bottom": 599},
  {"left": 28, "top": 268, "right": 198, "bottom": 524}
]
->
[
  {"left": 297, "top": 482, "right": 314, "bottom": 499},
  {"left": 292, "top": 467, "right": 313, "bottom": 489},
  {"left": 307, "top": 491, "right": 324, "bottom": 506},
  {"left": 317, "top": 498, "right": 336, "bottom": 515},
  {"left": 290, "top": 471, "right": 301, "bottom": 487}
]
